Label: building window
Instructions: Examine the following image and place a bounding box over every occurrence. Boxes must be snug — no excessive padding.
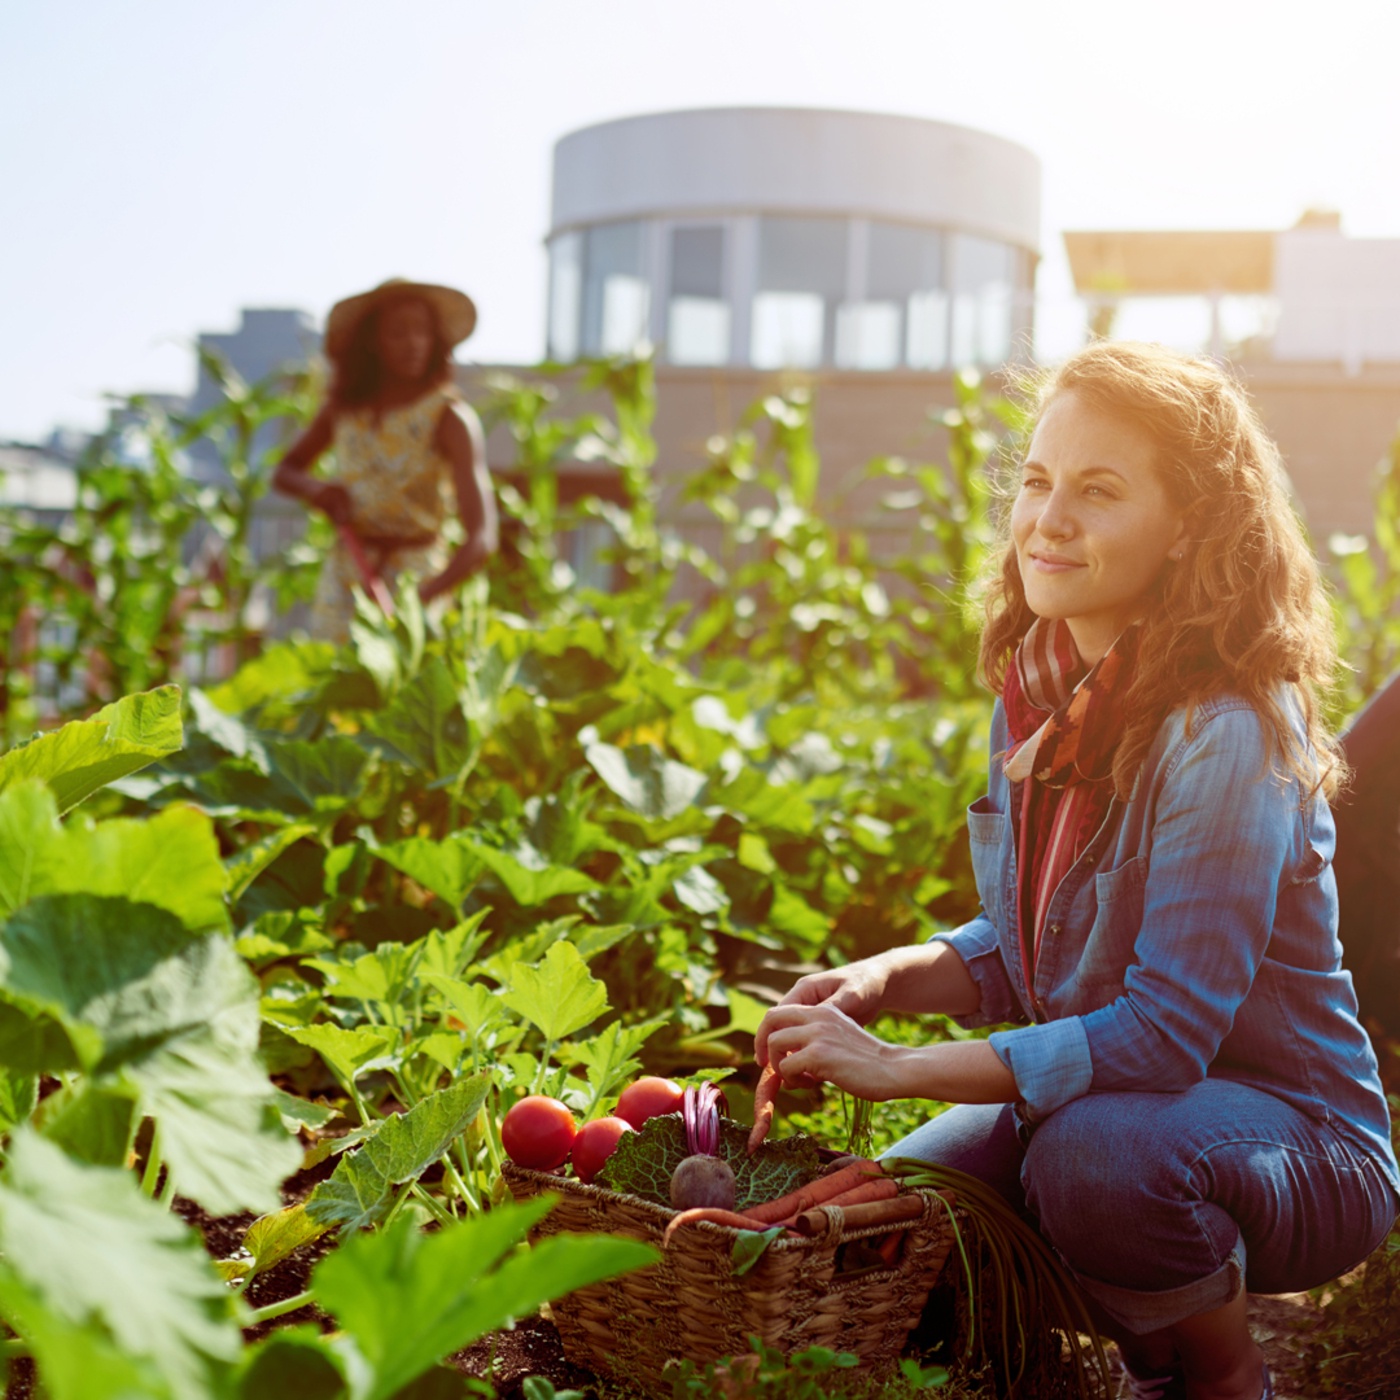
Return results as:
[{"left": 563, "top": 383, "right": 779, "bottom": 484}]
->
[
  {"left": 751, "top": 216, "right": 847, "bottom": 369},
  {"left": 667, "top": 225, "right": 729, "bottom": 366},
  {"left": 837, "top": 222, "right": 947, "bottom": 370},
  {"left": 950, "top": 234, "right": 1017, "bottom": 367},
  {"left": 547, "top": 232, "right": 583, "bottom": 361},
  {"left": 581, "top": 222, "right": 650, "bottom": 357}
]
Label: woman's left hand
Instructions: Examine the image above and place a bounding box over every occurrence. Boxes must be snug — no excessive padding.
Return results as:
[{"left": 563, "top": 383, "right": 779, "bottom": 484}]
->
[{"left": 756, "top": 1002, "right": 907, "bottom": 1102}]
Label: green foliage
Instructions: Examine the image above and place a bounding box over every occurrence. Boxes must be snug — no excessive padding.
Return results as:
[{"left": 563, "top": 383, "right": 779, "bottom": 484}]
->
[
  {"left": 0, "top": 1131, "right": 244, "bottom": 1399},
  {"left": 0, "top": 685, "right": 183, "bottom": 813},
  {"left": 666, "top": 1336, "right": 965, "bottom": 1400},
  {"left": 1325, "top": 423, "right": 1400, "bottom": 719},
  {"left": 307, "top": 1073, "right": 493, "bottom": 1232},
  {"left": 0, "top": 362, "right": 323, "bottom": 740},
  {"left": 309, "top": 1197, "right": 656, "bottom": 1400}
]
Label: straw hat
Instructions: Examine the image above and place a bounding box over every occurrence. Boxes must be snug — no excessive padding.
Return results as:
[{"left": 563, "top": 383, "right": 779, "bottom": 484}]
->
[{"left": 324, "top": 278, "right": 477, "bottom": 360}]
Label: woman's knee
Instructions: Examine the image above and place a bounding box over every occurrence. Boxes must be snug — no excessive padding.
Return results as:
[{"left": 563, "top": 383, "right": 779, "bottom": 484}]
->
[{"left": 1021, "top": 1094, "right": 1239, "bottom": 1286}]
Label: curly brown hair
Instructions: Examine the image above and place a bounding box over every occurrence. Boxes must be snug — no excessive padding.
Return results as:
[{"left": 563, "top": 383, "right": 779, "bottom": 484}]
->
[
  {"left": 329, "top": 293, "right": 453, "bottom": 409},
  {"left": 980, "top": 340, "right": 1345, "bottom": 799}
]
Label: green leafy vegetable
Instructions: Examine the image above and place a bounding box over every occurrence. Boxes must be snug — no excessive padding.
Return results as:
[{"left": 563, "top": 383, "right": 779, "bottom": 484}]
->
[
  {"left": 312, "top": 1197, "right": 656, "bottom": 1400},
  {"left": 0, "top": 1132, "right": 242, "bottom": 1398},
  {"left": 596, "top": 1114, "right": 819, "bottom": 1211},
  {"left": 306, "top": 1072, "right": 493, "bottom": 1232},
  {"left": 0, "top": 686, "right": 183, "bottom": 814}
]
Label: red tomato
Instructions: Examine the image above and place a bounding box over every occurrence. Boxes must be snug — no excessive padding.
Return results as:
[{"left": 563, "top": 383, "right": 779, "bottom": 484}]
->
[
  {"left": 501, "top": 1095, "right": 577, "bottom": 1171},
  {"left": 614, "top": 1076, "right": 685, "bottom": 1130},
  {"left": 570, "top": 1115, "right": 635, "bottom": 1184}
]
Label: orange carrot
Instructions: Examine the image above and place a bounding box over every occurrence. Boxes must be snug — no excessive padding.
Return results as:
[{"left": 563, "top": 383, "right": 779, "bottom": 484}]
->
[
  {"left": 875, "top": 1231, "right": 903, "bottom": 1267},
  {"left": 743, "top": 1160, "right": 885, "bottom": 1225},
  {"left": 787, "top": 1176, "right": 898, "bottom": 1216},
  {"left": 746, "top": 1064, "right": 780, "bottom": 1155},
  {"left": 662, "top": 1207, "right": 774, "bottom": 1247}
]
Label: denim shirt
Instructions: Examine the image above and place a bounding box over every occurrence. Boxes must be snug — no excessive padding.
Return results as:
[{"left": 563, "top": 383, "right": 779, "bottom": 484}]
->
[{"left": 935, "top": 692, "right": 1400, "bottom": 1193}]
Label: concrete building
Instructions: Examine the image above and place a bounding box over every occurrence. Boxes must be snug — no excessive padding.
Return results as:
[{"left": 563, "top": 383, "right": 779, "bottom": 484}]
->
[{"left": 544, "top": 108, "right": 1041, "bottom": 373}]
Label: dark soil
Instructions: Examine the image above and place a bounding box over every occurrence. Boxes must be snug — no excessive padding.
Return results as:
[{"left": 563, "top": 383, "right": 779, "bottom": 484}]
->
[{"left": 450, "top": 1312, "right": 598, "bottom": 1399}]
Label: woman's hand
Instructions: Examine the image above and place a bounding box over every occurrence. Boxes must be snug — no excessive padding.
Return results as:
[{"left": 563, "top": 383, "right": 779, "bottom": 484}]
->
[
  {"left": 312, "top": 481, "right": 354, "bottom": 526},
  {"left": 775, "top": 959, "right": 892, "bottom": 1024},
  {"left": 755, "top": 1002, "right": 907, "bottom": 1101}
]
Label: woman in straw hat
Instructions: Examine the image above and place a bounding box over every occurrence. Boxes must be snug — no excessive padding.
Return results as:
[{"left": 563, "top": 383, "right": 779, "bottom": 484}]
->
[
  {"left": 274, "top": 278, "right": 498, "bottom": 639},
  {"left": 756, "top": 342, "right": 1397, "bottom": 1400}
]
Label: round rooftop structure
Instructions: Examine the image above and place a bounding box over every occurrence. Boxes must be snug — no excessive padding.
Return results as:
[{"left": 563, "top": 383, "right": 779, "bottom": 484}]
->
[{"left": 546, "top": 107, "right": 1041, "bottom": 372}]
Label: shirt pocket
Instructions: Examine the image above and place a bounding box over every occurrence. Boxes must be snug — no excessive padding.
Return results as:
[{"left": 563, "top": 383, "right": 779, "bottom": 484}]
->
[
  {"left": 967, "top": 797, "right": 1009, "bottom": 934},
  {"left": 1072, "top": 855, "right": 1149, "bottom": 992}
]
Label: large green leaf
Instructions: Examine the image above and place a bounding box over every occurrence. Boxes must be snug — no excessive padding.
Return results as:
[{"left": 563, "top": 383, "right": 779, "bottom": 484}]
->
[
  {"left": 37, "top": 1081, "right": 139, "bottom": 1166},
  {"left": 465, "top": 838, "right": 598, "bottom": 906},
  {"left": 585, "top": 742, "right": 706, "bottom": 819},
  {"left": 284, "top": 1023, "right": 397, "bottom": 1091},
  {"left": 0, "top": 895, "right": 298, "bottom": 1210},
  {"left": 0, "top": 686, "right": 184, "bottom": 814},
  {"left": 205, "top": 638, "right": 337, "bottom": 714},
  {"left": 306, "top": 1072, "right": 493, "bottom": 1233},
  {"left": 265, "top": 736, "right": 372, "bottom": 815},
  {"left": 0, "top": 1264, "right": 170, "bottom": 1400},
  {"left": 187, "top": 687, "right": 270, "bottom": 768},
  {"left": 365, "top": 658, "right": 473, "bottom": 777},
  {"left": 498, "top": 940, "right": 608, "bottom": 1043},
  {"left": 225, "top": 823, "right": 317, "bottom": 902},
  {"left": 0, "top": 781, "right": 227, "bottom": 929},
  {"left": 233, "top": 1328, "right": 347, "bottom": 1400},
  {"left": 313, "top": 1199, "right": 656, "bottom": 1400},
  {"left": 0, "top": 1132, "right": 242, "bottom": 1398},
  {"left": 421, "top": 976, "right": 511, "bottom": 1043},
  {"left": 373, "top": 835, "right": 483, "bottom": 909}
]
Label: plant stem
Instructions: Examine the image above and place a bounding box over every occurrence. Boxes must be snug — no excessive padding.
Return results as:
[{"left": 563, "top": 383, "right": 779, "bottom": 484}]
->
[
  {"left": 140, "top": 1124, "right": 163, "bottom": 1197},
  {"left": 409, "top": 1180, "right": 457, "bottom": 1228},
  {"left": 246, "top": 1290, "right": 315, "bottom": 1325},
  {"left": 442, "top": 1153, "right": 480, "bottom": 1214}
]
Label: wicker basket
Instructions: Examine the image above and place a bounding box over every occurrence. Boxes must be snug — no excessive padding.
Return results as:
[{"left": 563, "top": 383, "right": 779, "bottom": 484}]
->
[{"left": 503, "top": 1160, "right": 956, "bottom": 1396}]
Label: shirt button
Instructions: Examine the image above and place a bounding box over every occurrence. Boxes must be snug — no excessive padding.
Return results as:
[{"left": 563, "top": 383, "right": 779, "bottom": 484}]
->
[
  {"left": 1084, "top": 855, "right": 1096, "bottom": 866},
  {"left": 1049, "top": 923, "right": 1061, "bottom": 936}
]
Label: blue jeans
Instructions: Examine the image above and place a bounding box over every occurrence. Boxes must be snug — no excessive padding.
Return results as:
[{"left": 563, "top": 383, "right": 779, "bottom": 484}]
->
[{"left": 882, "top": 1080, "right": 1398, "bottom": 1334}]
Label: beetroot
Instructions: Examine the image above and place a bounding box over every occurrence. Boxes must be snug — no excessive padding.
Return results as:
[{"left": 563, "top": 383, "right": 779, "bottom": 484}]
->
[
  {"left": 667, "top": 1081, "right": 737, "bottom": 1210},
  {"left": 669, "top": 1153, "right": 737, "bottom": 1211}
]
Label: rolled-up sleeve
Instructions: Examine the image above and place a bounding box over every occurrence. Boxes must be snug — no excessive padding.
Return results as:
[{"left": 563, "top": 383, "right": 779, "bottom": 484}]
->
[
  {"left": 930, "top": 916, "right": 1028, "bottom": 1029},
  {"left": 988, "top": 1019, "right": 1093, "bottom": 1120}
]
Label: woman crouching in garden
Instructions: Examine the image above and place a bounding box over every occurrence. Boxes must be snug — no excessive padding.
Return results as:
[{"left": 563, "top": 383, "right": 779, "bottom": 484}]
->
[
  {"left": 756, "top": 342, "right": 1399, "bottom": 1400},
  {"left": 274, "top": 278, "right": 498, "bottom": 641}
]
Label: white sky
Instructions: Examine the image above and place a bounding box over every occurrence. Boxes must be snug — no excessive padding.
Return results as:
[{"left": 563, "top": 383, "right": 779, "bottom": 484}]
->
[{"left": 4, "top": 0, "right": 1400, "bottom": 441}]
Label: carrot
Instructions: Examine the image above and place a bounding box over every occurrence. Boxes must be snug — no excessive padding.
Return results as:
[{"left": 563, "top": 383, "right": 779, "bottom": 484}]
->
[
  {"left": 875, "top": 1231, "right": 903, "bottom": 1267},
  {"left": 743, "top": 1160, "right": 885, "bottom": 1225},
  {"left": 789, "top": 1176, "right": 898, "bottom": 1215},
  {"left": 746, "top": 1064, "right": 780, "bottom": 1155},
  {"left": 791, "top": 1189, "right": 924, "bottom": 1238},
  {"left": 662, "top": 1207, "right": 775, "bottom": 1247}
]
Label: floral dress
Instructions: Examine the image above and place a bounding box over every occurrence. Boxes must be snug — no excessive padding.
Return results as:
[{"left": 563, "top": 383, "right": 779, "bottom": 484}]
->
[{"left": 310, "top": 386, "right": 459, "bottom": 641}]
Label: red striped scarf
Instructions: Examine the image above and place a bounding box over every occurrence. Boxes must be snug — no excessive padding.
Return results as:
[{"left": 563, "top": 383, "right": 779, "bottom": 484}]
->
[{"left": 1002, "top": 619, "right": 1137, "bottom": 984}]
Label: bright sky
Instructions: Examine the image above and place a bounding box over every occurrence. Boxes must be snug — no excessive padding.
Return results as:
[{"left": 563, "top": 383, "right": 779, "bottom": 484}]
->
[{"left": 4, "top": 0, "right": 1400, "bottom": 441}]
